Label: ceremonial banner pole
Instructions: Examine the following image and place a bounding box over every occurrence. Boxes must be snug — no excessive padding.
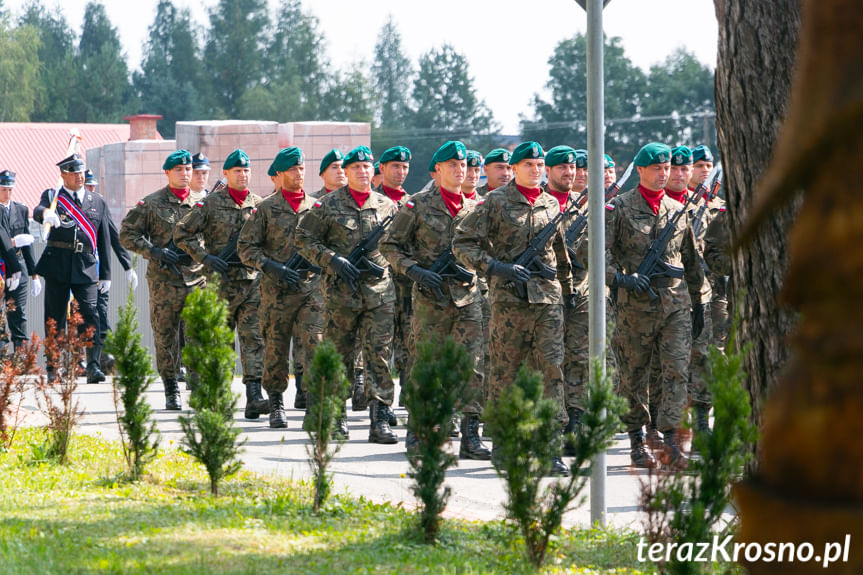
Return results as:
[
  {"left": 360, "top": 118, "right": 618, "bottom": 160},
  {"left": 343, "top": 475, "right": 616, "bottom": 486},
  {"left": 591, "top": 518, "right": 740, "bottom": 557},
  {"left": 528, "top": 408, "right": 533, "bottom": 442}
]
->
[{"left": 43, "top": 129, "right": 82, "bottom": 240}]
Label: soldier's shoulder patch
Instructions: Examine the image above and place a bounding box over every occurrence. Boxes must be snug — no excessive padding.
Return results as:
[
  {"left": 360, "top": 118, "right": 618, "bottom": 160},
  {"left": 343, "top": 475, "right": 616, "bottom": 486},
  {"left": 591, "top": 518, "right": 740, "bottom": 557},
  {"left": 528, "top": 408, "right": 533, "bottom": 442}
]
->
[
  {"left": 195, "top": 202, "right": 205, "bottom": 207},
  {"left": 137, "top": 200, "right": 145, "bottom": 206},
  {"left": 406, "top": 201, "right": 415, "bottom": 209},
  {"left": 719, "top": 206, "right": 726, "bottom": 212},
  {"left": 605, "top": 203, "right": 615, "bottom": 211},
  {"left": 251, "top": 208, "right": 258, "bottom": 214},
  {"left": 477, "top": 199, "right": 485, "bottom": 205},
  {"left": 314, "top": 201, "right": 322, "bottom": 208}
]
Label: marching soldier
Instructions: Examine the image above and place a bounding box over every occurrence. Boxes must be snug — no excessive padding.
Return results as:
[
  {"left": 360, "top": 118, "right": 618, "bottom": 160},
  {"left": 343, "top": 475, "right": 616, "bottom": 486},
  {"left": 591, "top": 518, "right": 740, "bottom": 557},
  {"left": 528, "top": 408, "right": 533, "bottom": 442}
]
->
[
  {"left": 475, "top": 148, "right": 512, "bottom": 196},
  {"left": 604, "top": 154, "right": 616, "bottom": 190},
  {"left": 314, "top": 148, "right": 346, "bottom": 198},
  {"left": 0, "top": 170, "right": 38, "bottom": 352},
  {"left": 174, "top": 149, "right": 267, "bottom": 420},
  {"left": 120, "top": 150, "right": 206, "bottom": 409},
  {"left": 295, "top": 145, "right": 399, "bottom": 444},
  {"left": 381, "top": 140, "right": 491, "bottom": 460},
  {"left": 33, "top": 153, "right": 112, "bottom": 383},
  {"left": 190, "top": 152, "right": 212, "bottom": 196},
  {"left": 605, "top": 142, "right": 709, "bottom": 469},
  {"left": 461, "top": 150, "right": 483, "bottom": 200},
  {"left": 453, "top": 141, "right": 574, "bottom": 477},
  {"left": 238, "top": 147, "right": 326, "bottom": 430}
]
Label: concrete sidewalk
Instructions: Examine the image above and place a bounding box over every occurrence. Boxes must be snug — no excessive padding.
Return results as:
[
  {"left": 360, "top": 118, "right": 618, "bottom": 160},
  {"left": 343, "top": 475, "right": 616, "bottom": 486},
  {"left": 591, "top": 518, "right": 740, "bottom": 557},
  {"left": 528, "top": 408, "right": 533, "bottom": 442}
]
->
[{"left": 19, "top": 376, "right": 664, "bottom": 529}]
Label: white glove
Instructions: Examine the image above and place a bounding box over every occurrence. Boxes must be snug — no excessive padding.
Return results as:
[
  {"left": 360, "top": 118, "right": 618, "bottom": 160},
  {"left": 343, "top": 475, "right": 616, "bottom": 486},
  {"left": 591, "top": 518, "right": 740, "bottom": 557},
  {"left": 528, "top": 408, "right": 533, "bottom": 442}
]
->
[
  {"left": 98, "top": 279, "right": 111, "bottom": 294},
  {"left": 126, "top": 269, "right": 138, "bottom": 290},
  {"left": 43, "top": 209, "right": 61, "bottom": 228},
  {"left": 30, "top": 276, "right": 43, "bottom": 297},
  {"left": 12, "top": 233, "right": 35, "bottom": 247},
  {"left": 7, "top": 271, "right": 21, "bottom": 291}
]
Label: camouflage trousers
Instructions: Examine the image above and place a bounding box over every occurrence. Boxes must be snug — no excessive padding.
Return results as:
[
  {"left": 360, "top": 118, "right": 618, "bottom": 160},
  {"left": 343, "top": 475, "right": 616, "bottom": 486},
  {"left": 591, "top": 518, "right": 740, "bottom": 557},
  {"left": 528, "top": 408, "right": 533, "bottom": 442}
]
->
[
  {"left": 562, "top": 294, "right": 621, "bottom": 412},
  {"left": 148, "top": 278, "right": 199, "bottom": 380},
  {"left": 218, "top": 278, "right": 264, "bottom": 384},
  {"left": 615, "top": 302, "right": 691, "bottom": 433},
  {"left": 489, "top": 301, "right": 568, "bottom": 426},
  {"left": 393, "top": 276, "right": 413, "bottom": 380},
  {"left": 325, "top": 299, "right": 395, "bottom": 405},
  {"left": 478, "top": 279, "right": 491, "bottom": 403},
  {"left": 411, "top": 292, "right": 484, "bottom": 415},
  {"left": 261, "top": 286, "right": 324, "bottom": 395},
  {"left": 711, "top": 275, "right": 729, "bottom": 351}
]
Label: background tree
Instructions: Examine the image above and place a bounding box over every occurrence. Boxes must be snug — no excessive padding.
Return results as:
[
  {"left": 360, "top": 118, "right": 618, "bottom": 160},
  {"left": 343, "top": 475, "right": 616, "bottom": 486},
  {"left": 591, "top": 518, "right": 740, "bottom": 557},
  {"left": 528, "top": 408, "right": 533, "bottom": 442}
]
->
[
  {"left": 713, "top": 0, "right": 802, "bottom": 469},
  {"left": 371, "top": 15, "right": 413, "bottom": 129},
  {"left": 132, "top": 0, "right": 203, "bottom": 138},
  {"left": 321, "top": 62, "right": 375, "bottom": 123},
  {"left": 0, "top": 18, "right": 40, "bottom": 121}
]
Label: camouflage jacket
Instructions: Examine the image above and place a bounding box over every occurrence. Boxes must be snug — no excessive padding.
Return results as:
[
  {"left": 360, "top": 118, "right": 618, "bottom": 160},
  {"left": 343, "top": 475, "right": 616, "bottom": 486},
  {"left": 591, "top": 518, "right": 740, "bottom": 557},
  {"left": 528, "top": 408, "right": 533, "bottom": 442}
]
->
[
  {"left": 475, "top": 183, "right": 492, "bottom": 197},
  {"left": 119, "top": 186, "right": 206, "bottom": 287},
  {"left": 381, "top": 186, "right": 480, "bottom": 308},
  {"left": 173, "top": 187, "right": 262, "bottom": 282},
  {"left": 237, "top": 190, "right": 321, "bottom": 295},
  {"left": 549, "top": 190, "right": 590, "bottom": 298},
  {"left": 295, "top": 187, "right": 396, "bottom": 309},
  {"left": 605, "top": 188, "right": 709, "bottom": 311},
  {"left": 703, "top": 207, "right": 731, "bottom": 277},
  {"left": 452, "top": 180, "right": 573, "bottom": 305}
]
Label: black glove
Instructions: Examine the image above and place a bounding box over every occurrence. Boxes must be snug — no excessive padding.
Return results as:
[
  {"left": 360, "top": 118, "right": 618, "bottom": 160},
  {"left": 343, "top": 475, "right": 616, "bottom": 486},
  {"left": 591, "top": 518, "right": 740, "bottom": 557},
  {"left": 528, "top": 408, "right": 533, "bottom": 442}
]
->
[
  {"left": 564, "top": 294, "right": 578, "bottom": 309},
  {"left": 330, "top": 255, "right": 360, "bottom": 284},
  {"left": 263, "top": 258, "right": 300, "bottom": 287},
  {"left": 203, "top": 254, "right": 229, "bottom": 275},
  {"left": 691, "top": 302, "right": 708, "bottom": 339},
  {"left": 150, "top": 246, "right": 179, "bottom": 266},
  {"left": 613, "top": 272, "right": 650, "bottom": 293},
  {"left": 488, "top": 259, "right": 531, "bottom": 283},
  {"left": 406, "top": 265, "right": 443, "bottom": 291}
]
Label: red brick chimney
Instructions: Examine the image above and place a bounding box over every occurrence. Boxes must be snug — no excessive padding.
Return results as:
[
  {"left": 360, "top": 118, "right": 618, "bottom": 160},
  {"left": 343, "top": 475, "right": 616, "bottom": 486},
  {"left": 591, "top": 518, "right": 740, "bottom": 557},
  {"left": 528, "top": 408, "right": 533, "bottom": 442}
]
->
[{"left": 124, "top": 114, "right": 163, "bottom": 141}]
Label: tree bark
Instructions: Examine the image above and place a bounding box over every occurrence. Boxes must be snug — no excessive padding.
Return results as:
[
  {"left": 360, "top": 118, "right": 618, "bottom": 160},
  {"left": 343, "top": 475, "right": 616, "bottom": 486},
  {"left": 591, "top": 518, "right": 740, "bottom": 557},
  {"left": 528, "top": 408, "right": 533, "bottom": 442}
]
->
[{"left": 713, "top": 0, "right": 802, "bottom": 470}]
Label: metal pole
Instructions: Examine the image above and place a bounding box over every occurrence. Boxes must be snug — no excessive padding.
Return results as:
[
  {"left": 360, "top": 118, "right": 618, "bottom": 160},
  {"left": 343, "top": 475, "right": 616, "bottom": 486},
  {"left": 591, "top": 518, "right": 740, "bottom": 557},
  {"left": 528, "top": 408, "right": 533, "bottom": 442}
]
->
[{"left": 586, "top": 0, "right": 607, "bottom": 527}]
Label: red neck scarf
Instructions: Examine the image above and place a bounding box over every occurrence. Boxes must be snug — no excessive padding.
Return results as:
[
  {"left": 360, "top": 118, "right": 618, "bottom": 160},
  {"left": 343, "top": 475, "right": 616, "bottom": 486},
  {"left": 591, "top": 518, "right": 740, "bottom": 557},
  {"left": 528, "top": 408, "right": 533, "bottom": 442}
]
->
[
  {"left": 516, "top": 183, "right": 542, "bottom": 205},
  {"left": 382, "top": 185, "right": 406, "bottom": 203},
  {"left": 440, "top": 186, "right": 463, "bottom": 218},
  {"left": 169, "top": 187, "right": 190, "bottom": 202},
  {"left": 462, "top": 188, "right": 476, "bottom": 200},
  {"left": 546, "top": 188, "right": 570, "bottom": 213},
  {"left": 665, "top": 188, "right": 687, "bottom": 204},
  {"left": 228, "top": 187, "right": 249, "bottom": 206},
  {"left": 324, "top": 188, "right": 333, "bottom": 195},
  {"left": 349, "top": 188, "right": 370, "bottom": 208},
  {"left": 281, "top": 188, "right": 304, "bottom": 212},
  {"left": 638, "top": 185, "right": 664, "bottom": 215}
]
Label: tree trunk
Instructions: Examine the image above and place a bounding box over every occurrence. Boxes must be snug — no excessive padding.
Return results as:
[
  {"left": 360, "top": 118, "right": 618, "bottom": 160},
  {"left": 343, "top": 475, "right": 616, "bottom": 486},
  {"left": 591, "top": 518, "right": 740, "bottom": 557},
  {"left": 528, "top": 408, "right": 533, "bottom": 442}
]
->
[{"left": 712, "top": 0, "right": 802, "bottom": 471}]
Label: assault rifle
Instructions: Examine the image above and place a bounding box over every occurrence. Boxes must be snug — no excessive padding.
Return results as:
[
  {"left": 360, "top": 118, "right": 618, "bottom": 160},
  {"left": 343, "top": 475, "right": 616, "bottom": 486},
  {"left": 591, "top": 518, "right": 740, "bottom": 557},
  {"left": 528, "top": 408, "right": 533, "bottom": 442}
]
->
[
  {"left": 690, "top": 163, "right": 723, "bottom": 238},
  {"left": 285, "top": 252, "right": 322, "bottom": 278},
  {"left": 160, "top": 239, "right": 193, "bottom": 278},
  {"left": 426, "top": 247, "right": 474, "bottom": 299},
  {"left": 507, "top": 204, "right": 577, "bottom": 299},
  {"left": 213, "top": 228, "right": 251, "bottom": 277},
  {"left": 341, "top": 214, "right": 395, "bottom": 292},
  {"left": 634, "top": 163, "right": 721, "bottom": 301}
]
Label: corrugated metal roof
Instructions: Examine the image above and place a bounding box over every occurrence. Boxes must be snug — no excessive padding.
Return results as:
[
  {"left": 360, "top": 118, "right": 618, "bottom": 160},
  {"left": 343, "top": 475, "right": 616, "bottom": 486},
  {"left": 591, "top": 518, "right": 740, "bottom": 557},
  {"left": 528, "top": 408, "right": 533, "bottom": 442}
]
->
[{"left": 0, "top": 123, "right": 139, "bottom": 211}]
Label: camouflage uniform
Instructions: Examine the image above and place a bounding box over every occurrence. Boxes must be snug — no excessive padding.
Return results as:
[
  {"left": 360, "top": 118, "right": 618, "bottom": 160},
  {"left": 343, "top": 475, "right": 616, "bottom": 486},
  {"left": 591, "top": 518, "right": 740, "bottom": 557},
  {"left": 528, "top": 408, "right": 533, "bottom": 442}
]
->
[
  {"left": 452, "top": 180, "right": 573, "bottom": 425},
  {"left": 295, "top": 187, "right": 397, "bottom": 405},
  {"left": 380, "top": 186, "right": 484, "bottom": 414},
  {"left": 119, "top": 186, "right": 206, "bottom": 382},
  {"left": 237, "top": 191, "right": 323, "bottom": 396},
  {"left": 605, "top": 189, "right": 708, "bottom": 433},
  {"left": 475, "top": 183, "right": 492, "bottom": 197},
  {"left": 702, "top": 197, "right": 730, "bottom": 351},
  {"left": 174, "top": 187, "right": 264, "bottom": 384}
]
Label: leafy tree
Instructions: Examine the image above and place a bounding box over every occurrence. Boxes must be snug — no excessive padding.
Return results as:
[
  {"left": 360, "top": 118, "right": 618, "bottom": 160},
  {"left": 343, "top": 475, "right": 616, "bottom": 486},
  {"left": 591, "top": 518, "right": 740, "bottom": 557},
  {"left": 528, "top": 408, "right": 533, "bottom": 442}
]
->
[
  {"left": 132, "top": 0, "right": 203, "bottom": 138},
  {"left": 0, "top": 19, "right": 40, "bottom": 121},
  {"left": 371, "top": 15, "right": 413, "bottom": 128},
  {"left": 71, "top": 2, "right": 132, "bottom": 122},
  {"left": 321, "top": 62, "right": 374, "bottom": 123},
  {"left": 202, "top": 0, "right": 268, "bottom": 117}
]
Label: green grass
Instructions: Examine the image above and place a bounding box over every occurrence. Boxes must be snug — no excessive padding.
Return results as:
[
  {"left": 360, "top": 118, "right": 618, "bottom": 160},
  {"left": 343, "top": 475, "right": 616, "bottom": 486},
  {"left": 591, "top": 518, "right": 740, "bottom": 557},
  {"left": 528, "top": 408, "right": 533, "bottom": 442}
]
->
[{"left": 0, "top": 429, "right": 653, "bottom": 574}]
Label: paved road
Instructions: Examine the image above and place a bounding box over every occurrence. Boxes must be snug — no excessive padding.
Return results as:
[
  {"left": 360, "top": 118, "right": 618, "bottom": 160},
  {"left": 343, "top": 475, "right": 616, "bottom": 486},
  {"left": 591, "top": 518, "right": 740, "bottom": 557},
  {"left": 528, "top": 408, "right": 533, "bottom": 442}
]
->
[{"left": 19, "top": 376, "right": 666, "bottom": 529}]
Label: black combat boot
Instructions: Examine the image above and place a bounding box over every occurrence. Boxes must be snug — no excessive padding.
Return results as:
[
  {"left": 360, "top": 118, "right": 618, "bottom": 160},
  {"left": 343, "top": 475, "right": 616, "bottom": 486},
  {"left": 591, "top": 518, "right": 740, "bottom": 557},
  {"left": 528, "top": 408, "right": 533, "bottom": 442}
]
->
[
  {"left": 628, "top": 428, "right": 657, "bottom": 469},
  {"left": 449, "top": 414, "right": 460, "bottom": 438},
  {"left": 646, "top": 400, "right": 662, "bottom": 449},
  {"left": 693, "top": 404, "right": 711, "bottom": 434},
  {"left": 661, "top": 429, "right": 689, "bottom": 471},
  {"left": 268, "top": 392, "right": 288, "bottom": 428},
  {"left": 549, "top": 455, "right": 571, "bottom": 477},
  {"left": 562, "top": 408, "right": 583, "bottom": 456},
  {"left": 386, "top": 404, "right": 398, "bottom": 427},
  {"left": 331, "top": 404, "right": 350, "bottom": 441},
  {"left": 459, "top": 414, "right": 491, "bottom": 460},
  {"left": 86, "top": 346, "right": 106, "bottom": 384},
  {"left": 351, "top": 369, "right": 367, "bottom": 411},
  {"left": 164, "top": 378, "right": 182, "bottom": 411},
  {"left": 368, "top": 399, "right": 398, "bottom": 444},
  {"left": 293, "top": 368, "right": 307, "bottom": 409},
  {"left": 244, "top": 380, "right": 270, "bottom": 419}
]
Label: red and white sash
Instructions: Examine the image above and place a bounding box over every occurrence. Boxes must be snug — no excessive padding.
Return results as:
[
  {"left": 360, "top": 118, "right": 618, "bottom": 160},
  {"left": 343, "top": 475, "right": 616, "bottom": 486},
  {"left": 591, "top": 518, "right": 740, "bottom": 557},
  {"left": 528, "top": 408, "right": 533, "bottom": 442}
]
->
[{"left": 56, "top": 190, "right": 97, "bottom": 254}]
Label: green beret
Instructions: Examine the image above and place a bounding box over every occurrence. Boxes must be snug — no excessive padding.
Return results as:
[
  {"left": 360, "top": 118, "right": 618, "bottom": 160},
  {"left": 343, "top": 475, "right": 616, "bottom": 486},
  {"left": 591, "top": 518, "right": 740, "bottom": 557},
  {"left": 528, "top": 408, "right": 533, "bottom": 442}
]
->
[
  {"left": 670, "top": 146, "right": 692, "bottom": 166},
  {"left": 374, "top": 162, "right": 380, "bottom": 176},
  {"left": 379, "top": 146, "right": 411, "bottom": 164},
  {"left": 466, "top": 150, "right": 483, "bottom": 168},
  {"left": 545, "top": 145, "right": 577, "bottom": 168},
  {"left": 432, "top": 141, "right": 467, "bottom": 165},
  {"left": 267, "top": 163, "right": 277, "bottom": 177},
  {"left": 484, "top": 148, "right": 510, "bottom": 165},
  {"left": 428, "top": 156, "right": 436, "bottom": 173},
  {"left": 342, "top": 145, "right": 374, "bottom": 168},
  {"left": 319, "top": 148, "right": 344, "bottom": 175},
  {"left": 574, "top": 148, "right": 588, "bottom": 169},
  {"left": 633, "top": 142, "right": 672, "bottom": 167},
  {"left": 509, "top": 142, "right": 544, "bottom": 165},
  {"left": 604, "top": 154, "right": 615, "bottom": 169},
  {"left": 223, "top": 149, "right": 250, "bottom": 170},
  {"left": 692, "top": 145, "right": 714, "bottom": 164},
  {"left": 271, "top": 147, "right": 305, "bottom": 173},
  {"left": 162, "top": 149, "right": 192, "bottom": 170}
]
